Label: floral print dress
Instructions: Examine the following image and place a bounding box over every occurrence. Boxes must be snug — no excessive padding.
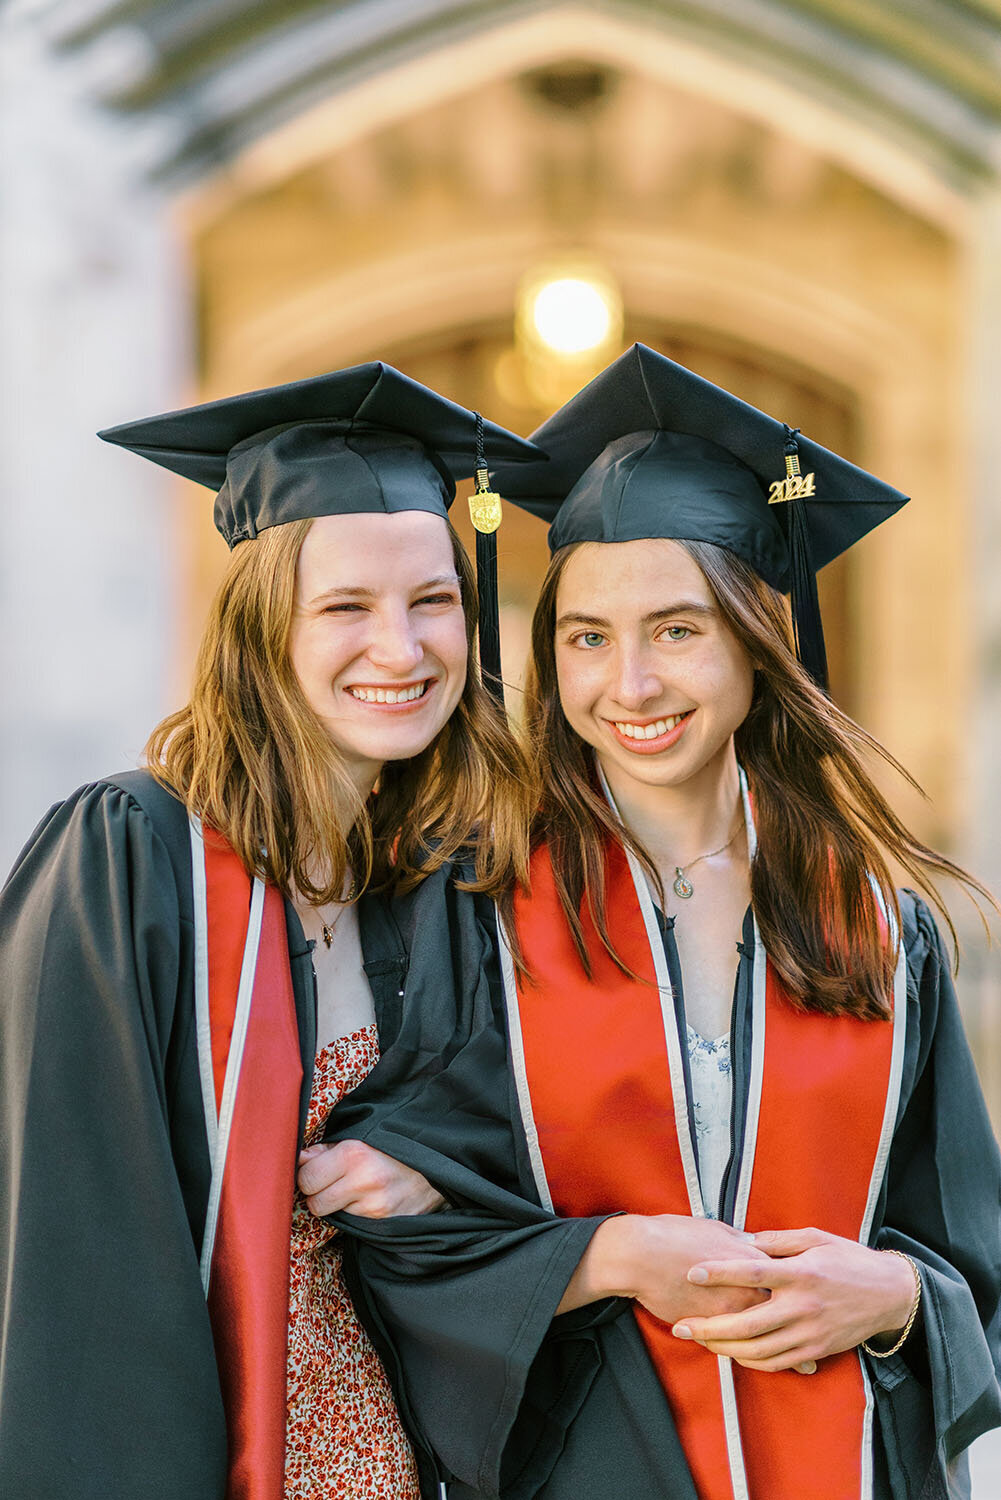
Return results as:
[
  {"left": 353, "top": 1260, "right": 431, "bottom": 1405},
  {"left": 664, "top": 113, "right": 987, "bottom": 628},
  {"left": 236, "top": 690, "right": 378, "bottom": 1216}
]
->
[
  {"left": 285, "top": 1023, "right": 420, "bottom": 1500},
  {"left": 687, "top": 1025, "right": 733, "bottom": 1219}
]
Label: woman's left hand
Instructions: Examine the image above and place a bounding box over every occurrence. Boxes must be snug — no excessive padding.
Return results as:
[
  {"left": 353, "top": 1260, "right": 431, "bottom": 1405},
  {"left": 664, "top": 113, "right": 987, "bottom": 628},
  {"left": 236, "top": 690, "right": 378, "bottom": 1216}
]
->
[
  {"left": 671, "top": 1226, "right": 918, "bottom": 1372},
  {"left": 297, "top": 1139, "right": 447, "bottom": 1218}
]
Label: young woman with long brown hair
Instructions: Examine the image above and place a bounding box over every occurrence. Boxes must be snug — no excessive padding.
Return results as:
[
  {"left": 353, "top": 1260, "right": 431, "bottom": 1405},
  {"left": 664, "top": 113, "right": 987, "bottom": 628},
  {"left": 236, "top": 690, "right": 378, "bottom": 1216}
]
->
[
  {"left": 0, "top": 363, "right": 538, "bottom": 1500},
  {"left": 312, "top": 346, "right": 1001, "bottom": 1500}
]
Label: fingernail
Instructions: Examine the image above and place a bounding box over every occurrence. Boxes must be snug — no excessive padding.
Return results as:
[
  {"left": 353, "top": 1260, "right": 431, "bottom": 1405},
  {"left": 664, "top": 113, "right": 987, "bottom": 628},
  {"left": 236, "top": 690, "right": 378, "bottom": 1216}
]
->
[
  {"left": 797, "top": 1361, "right": 817, "bottom": 1375},
  {"left": 673, "top": 1324, "right": 693, "bottom": 1340},
  {"left": 688, "top": 1267, "right": 709, "bottom": 1284}
]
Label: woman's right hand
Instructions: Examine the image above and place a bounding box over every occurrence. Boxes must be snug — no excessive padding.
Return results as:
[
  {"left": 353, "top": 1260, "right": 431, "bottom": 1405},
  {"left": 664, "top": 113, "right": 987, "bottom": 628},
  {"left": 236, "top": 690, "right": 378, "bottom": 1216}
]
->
[{"left": 559, "top": 1213, "right": 772, "bottom": 1323}]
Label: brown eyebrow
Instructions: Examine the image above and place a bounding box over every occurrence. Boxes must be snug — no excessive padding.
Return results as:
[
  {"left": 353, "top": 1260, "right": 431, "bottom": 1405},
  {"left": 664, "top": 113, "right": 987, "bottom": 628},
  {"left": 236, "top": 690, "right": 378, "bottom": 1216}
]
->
[
  {"left": 307, "top": 575, "right": 460, "bottom": 607},
  {"left": 556, "top": 601, "right": 717, "bottom": 629},
  {"left": 309, "top": 587, "right": 377, "bottom": 604}
]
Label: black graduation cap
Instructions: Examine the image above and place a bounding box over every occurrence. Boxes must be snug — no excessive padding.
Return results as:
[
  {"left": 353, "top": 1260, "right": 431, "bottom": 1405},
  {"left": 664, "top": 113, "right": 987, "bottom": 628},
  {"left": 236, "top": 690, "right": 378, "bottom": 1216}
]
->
[
  {"left": 489, "top": 343, "right": 909, "bottom": 689},
  {"left": 99, "top": 361, "right": 542, "bottom": 696}
]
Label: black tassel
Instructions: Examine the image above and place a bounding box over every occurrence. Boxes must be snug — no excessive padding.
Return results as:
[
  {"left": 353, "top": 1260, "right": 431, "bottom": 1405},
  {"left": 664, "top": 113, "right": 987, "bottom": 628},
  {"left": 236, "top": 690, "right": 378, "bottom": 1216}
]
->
[
  {"left": 470, "top": 410, "right": 504, "bottom": 704},
  {"left": 475, "top": 527, "right": 503, "bottom": 703},
  {"left": 782, "top": 426, "right": 828, "bottom": 691}
]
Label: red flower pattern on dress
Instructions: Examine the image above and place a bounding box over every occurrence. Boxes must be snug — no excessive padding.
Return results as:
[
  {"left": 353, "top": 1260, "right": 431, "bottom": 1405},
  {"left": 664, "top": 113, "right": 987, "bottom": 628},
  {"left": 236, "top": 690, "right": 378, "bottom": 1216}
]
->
[{"left": 285, "top": 1023, "right": 419, "bottom": 1500}]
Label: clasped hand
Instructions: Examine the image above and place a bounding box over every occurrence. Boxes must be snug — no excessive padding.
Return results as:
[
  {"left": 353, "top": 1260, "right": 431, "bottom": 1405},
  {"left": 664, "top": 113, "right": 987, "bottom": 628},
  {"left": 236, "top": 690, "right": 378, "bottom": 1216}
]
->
[
  {"left": 297, "top": 1139, "right": 446, "bottom": 1218},
  {"left": 294, "top": 1155, "right": 917, "bottom": 1376},
  {"left": 671, "top": 1226, "right": 918, "bottom": 1374}
]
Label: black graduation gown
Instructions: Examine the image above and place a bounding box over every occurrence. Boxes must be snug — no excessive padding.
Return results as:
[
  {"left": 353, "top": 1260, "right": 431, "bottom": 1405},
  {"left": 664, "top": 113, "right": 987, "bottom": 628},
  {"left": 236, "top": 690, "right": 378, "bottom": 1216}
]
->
[
  {"left": 0, "top": 771, "right": 322, "bottom": 1500},
  {"left": 0, "top": 773, "right": 605, "bottom": 1500},
  {"left": 327, "top": 865, "right": 1001, "bottom": 1500}
]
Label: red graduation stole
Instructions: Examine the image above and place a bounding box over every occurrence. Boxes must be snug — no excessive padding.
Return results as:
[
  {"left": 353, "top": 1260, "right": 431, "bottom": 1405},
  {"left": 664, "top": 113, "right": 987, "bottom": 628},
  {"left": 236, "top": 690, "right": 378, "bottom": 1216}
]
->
[
  {"left": 191, "top": 823, "right": 304, "bottom": 1500},
  {"left": 502, "top": 837, "right": 905, "bottom": 1500}
]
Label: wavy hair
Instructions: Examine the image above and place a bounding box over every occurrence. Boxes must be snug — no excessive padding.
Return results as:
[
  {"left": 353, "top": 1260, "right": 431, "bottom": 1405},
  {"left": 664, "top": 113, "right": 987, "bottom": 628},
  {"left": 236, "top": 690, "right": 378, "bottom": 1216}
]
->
[
  {"left": 146, "top": 517, "right": 530, "bottom": 904},
  {"left": 513, "top": 539, "right": 990, "bottom": 1020}
]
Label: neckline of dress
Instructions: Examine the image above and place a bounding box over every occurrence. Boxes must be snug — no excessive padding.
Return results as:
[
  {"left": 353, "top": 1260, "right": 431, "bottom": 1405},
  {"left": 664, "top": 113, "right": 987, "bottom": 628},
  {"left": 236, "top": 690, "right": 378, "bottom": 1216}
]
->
[
  {"left": 314, "top": 1019, "right": 379, "bottom": 1061},
  {"left": 686, "top": 1022, "right": 730, "bottom": 1049}
]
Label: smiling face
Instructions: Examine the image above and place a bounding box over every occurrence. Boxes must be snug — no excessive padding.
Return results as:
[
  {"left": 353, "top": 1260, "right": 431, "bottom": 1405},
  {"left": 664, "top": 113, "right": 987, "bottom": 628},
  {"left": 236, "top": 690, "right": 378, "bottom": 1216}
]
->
[
  {"left": 554, "top": 538, "right": 755, "bottom": 798},
  {"left": 289, "top": 509, "right": 468, "bottom": 793}
]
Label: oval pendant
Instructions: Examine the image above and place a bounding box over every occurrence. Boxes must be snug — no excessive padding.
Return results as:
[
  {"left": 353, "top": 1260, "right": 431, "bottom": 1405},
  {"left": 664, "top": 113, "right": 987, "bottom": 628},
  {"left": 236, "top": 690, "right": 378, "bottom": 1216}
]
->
[{"left": 673, "top": 868, "right": 694, "bottom": 900}]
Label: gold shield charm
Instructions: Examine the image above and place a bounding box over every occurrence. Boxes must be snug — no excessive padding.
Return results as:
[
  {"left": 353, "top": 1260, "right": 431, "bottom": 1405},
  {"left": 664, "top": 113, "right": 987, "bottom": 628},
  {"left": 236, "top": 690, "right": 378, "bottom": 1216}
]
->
[{"left": 469, "top": 466, "right": 503, "bottom": 534}]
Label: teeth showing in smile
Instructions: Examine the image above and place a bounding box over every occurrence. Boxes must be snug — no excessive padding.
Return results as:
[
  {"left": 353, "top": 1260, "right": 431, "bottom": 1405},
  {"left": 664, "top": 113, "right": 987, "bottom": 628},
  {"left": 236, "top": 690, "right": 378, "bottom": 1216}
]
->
[
  {"left": 614, "top": 712, "right": 688, "bottom": 740},
  {"left": 348, "top": 682, "right": 428, "bottom": 704}
]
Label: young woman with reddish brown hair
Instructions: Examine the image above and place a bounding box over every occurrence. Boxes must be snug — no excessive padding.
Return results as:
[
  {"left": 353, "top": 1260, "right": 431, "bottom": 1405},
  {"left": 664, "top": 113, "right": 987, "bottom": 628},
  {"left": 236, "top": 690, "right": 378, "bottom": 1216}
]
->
[
  {"left": 0, "top": 363, "right": 539, "bottom": 1500},
  {"left": 316, "top": 346, "right": 1001, "bottom": 1500}
]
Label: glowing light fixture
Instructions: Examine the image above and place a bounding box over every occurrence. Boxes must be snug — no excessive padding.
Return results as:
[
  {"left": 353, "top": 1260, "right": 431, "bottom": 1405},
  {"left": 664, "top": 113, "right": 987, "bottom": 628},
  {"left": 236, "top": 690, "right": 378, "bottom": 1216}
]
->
[
  {"left": 531, "top": 276, "right": 615, "bottom": 354},
  {"left": 514, "top": 256, "right": 623, "bottom": 405}
]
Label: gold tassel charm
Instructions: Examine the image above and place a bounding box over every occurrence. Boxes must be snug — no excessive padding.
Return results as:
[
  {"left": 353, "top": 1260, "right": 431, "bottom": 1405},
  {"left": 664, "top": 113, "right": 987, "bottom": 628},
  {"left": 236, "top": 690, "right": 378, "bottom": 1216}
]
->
[
  {"left": 768, "top": 427, "right": 816, "bottom": 504},
  {"left": 469, "top": 465, "right": 503, "bottom": 534}
]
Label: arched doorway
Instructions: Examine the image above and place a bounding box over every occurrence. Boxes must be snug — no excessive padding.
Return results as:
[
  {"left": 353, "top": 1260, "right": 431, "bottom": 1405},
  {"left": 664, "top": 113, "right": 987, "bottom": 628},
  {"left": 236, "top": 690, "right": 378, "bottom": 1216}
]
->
[{"left": 183, "top": 45, "right": 959, "bottom": 845}]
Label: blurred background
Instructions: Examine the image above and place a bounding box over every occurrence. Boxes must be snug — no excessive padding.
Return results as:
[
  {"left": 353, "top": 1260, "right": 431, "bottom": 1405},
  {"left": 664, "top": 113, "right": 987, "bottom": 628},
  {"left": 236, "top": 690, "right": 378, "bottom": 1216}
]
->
[
  {"left": 4, "top": 2, "right": 1001, "bottom": 1483},
  {"left": 4, "top": 0, "right": 1001, "bottom": 1079}
]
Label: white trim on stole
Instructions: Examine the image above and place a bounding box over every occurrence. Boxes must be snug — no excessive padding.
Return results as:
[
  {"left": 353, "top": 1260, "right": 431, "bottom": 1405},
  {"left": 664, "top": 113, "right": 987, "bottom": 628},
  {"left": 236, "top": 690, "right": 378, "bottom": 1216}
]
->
[
  {"left": 857, "top": 889, "right": 909, "bottom": 1500},
  {"left": 190, "top": 816, "right": 218, "bottom": 1168},
  {"left": 496, "top": 919, "right": 555, "bottom": 1213},
  {"left": 188, "top": 816, "right": 267, "bottom": 1295}
]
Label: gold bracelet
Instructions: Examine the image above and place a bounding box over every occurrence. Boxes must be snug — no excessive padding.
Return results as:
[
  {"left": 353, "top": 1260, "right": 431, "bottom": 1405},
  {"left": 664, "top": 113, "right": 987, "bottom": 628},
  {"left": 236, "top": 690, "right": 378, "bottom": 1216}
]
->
[{"left": 861, "top": 1250, "right": 922, "bottom": 1358}]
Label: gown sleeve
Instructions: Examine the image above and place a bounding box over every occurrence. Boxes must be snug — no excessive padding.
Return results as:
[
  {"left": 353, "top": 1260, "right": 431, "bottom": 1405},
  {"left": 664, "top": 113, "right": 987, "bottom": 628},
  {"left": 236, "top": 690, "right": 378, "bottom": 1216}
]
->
[
  {"left": 329, "top": 868, "right": 618, "bottom": 1500},
  {"left": 0, "top": 782, "right": 227, "bottom": 1499},
  {"left": 868, "top": 893, "right": 1001, "bottom": 1494}
]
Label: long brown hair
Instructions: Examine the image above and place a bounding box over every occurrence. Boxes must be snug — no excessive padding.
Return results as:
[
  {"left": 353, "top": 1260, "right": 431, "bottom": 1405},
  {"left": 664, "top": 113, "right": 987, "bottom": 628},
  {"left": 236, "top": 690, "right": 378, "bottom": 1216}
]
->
[
  {"left": 515, "top": 539, "right": 990, "bottom": 1020},
  {"left": 146, "top": 517, "right": 530, "bottom": 904}
]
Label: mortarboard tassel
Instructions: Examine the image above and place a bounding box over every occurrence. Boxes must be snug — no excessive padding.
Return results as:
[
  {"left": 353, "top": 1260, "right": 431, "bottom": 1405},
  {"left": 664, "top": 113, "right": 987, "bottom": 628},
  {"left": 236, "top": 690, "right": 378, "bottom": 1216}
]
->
[
  {"left": 469, "top": 411, "right": 504, "bottom": 704},
  {"left": 781, "top": 427, "right": 829, "bottom": 692},
  {"left": 475, "top": 529, "right": 502, "bottom": 701}
]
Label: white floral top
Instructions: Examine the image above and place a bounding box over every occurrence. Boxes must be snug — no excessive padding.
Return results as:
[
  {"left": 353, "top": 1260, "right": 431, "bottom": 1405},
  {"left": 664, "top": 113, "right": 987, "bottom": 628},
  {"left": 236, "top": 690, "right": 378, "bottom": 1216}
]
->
[{"left": 687, "top": 1026, "right": 732, "bottom": 1218}]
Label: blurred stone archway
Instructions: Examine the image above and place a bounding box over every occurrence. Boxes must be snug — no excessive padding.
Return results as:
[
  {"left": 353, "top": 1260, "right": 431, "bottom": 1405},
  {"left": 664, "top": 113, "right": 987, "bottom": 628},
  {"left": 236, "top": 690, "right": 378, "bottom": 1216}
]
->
[
  {"left": 7, "top": 2, "right": 1001, "bottom": 1116},
  {"left": 174, "top": 22, "right": 962, "bottom": 855}
]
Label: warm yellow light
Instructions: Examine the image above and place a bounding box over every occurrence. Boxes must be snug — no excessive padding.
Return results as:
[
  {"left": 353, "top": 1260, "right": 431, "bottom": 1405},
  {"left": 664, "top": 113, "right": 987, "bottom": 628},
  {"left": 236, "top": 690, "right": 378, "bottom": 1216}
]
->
[
  {"left": 514, "top": 257, "right": 623, "bottom": 405},
  {"left": 531, "top": 276, "right": 614, "bottom": 354}
]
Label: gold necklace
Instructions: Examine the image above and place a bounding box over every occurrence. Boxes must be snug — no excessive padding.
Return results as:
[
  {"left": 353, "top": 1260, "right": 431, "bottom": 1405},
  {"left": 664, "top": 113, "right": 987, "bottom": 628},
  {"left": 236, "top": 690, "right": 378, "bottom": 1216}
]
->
[
  {"left": 319, "top": 875, "right": 358, "bottom": 948},
  {"left": 672, "top": 825, "right": 742, "bottom": 900},
  {"left": 320, "top": 911, "right": 346, "bottom": 949}
]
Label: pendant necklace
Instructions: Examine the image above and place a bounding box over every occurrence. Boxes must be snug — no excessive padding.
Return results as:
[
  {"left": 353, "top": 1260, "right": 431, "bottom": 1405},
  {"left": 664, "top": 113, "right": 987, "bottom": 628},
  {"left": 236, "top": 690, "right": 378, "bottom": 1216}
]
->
[
  {"left": 320, "top": 874, "right": 359, "bottom": 948},
  {"left": 672, "top": 825, "right": 741, "bottom": 900}
]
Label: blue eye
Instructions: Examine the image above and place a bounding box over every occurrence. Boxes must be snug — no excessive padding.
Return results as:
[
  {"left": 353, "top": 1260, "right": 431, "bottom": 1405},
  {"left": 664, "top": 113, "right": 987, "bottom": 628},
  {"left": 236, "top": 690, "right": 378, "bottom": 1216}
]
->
[{"left": 578, "top": 631, "right": 607, "bottom": 649}]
